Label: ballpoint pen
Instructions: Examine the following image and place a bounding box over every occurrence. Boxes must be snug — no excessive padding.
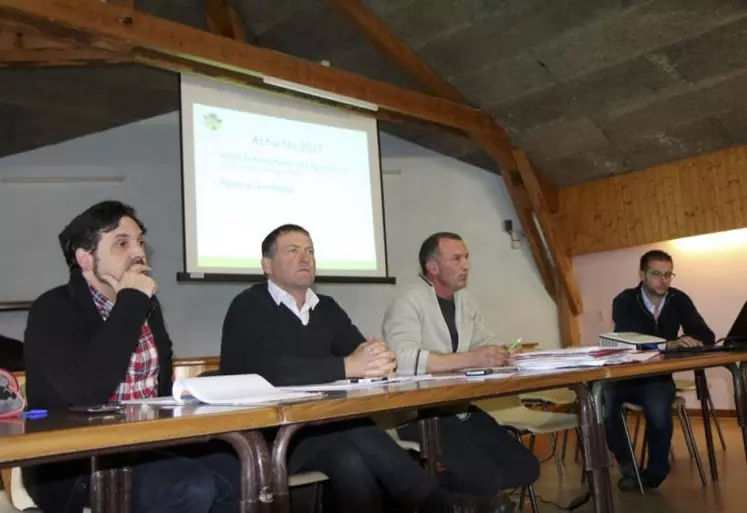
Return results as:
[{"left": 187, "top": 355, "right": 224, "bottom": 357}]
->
[{"left": 20, "top": 409, "right": 48, "bottom": 420}]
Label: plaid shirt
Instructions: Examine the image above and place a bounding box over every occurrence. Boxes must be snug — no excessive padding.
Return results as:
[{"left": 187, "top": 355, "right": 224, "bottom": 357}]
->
[{"left": 90, "top": 287, "right": 159, "bottom": 401}]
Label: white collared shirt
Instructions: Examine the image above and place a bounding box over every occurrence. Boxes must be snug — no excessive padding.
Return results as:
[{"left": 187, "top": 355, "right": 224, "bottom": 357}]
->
[
  {"left": 641, "top": 287, "right": 667, "bottom": 320},
  {"left": 267, "top": 279, "right": 320, "bottom": 326}
]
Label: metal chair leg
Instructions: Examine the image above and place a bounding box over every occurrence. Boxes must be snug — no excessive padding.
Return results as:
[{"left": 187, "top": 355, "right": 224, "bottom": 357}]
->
[
  {"left": 681, "top": 405, "right": 707, "bottom": 487},
  {"left": 518, "top": 434, "right": 535, "bottom": 511},
  {"left": 561, "top": 429, "right": 569, "bottom": 463},
  {"left": 620, "top": 410, "right": 645, "bottom": 495},
  {"left": 675, "top": 407, "right": 695, "bottom": 459},
  {"left": 540, "top": 402, "right": 564, "bottom": 476},
  {"left": 549, "top": 432, "right": 564, "bottom": 476},
  {"left": 707, "top": 394, "right": 727, "bottom": 450},
  {"left": 528, "top": 483, "right": 539, "bottom": 513}
]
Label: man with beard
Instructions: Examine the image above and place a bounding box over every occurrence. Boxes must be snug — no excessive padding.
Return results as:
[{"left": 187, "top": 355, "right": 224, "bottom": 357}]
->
[
  {"left": 604, "top": 249, "right": 714, "bottom": 491},
  {"left": 23, "top": 201, "right": 241, "bottom": 513},
  {"left": 382, "top": 232, "right": 540, "bottom": 500}
]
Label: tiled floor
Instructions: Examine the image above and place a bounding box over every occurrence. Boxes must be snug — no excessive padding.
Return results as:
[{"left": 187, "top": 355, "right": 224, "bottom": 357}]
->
[{"left": 529, "top": 417, "right": 745, "bottom": 512}]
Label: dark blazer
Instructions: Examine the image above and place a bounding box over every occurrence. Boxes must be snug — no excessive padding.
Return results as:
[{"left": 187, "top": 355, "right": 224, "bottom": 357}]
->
[{"left": 22, "top": 269, "right": 173, "bottom": 513}]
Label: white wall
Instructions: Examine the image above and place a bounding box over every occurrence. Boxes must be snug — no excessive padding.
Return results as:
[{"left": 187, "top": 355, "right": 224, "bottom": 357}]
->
[{"left": 0, "top": 112, "right": 560, "bottom": 356}]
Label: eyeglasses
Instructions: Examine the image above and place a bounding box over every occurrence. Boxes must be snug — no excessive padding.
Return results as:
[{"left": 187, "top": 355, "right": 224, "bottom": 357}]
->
[{"left": 647, "top": 270, "right": 675, "bottom": 279}]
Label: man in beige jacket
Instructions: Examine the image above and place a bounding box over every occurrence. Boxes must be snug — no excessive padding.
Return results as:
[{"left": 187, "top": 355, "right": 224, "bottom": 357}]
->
[{"left": 382, "top": 232, "right": 540, "bottom": 497}]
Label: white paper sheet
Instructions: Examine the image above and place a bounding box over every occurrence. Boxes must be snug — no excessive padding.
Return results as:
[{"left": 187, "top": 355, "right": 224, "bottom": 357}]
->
[{"left": 121, "top": 374, "right": 323, "bottom": 406}]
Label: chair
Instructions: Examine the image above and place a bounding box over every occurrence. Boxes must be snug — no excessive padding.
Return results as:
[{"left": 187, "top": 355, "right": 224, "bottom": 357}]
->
[
  {"left": 519, "top": 388, "right": 578, "bottom": 470},
  {"left": 476, "top": 395, "right": 579, "bottom": 512},
  {"left": 675, "top": 379, "right": 726, "bottom": 450},
  {"left": 6, "top": 468, "right": 37, "bottom": 512},
  {"left": 620, "top": 396, "right": 706, "bottom": 495}
]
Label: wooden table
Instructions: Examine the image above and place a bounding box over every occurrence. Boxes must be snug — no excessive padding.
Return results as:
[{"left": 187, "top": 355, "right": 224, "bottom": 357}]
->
[
  {"left": 269, "top": 351, "right": 747, "bottom": 513},
  {"left": 0, "top": 404, "right": 282, "bottom": 513},
  {"left": 1, "top": 368, "right": 610, "bottom": 513},
  {"left": 3, "top": 350, "right": 747, "bottom": 513}
]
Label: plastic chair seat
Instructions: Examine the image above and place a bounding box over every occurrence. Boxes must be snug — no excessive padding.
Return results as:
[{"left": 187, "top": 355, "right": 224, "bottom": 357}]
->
[
  {"left": 622, "top": 396, "right": 686, "bottom": 412},
  {"left": 487, "top": 407, "right": 579, "bottom": 434},
  {"left": 289, "top": 471, "right": 329, "bottom": 487},
  {"left": 675, "top": 380, "right": 697, "bottom": 392},
  {"left": 520, "top": 388, "right": 577, "bottom": 405}
]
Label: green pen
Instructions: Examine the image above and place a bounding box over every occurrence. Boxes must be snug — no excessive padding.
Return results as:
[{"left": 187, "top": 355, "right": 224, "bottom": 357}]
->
[{"left": 507, "top": 337, "right": 523, "bottom": 353}]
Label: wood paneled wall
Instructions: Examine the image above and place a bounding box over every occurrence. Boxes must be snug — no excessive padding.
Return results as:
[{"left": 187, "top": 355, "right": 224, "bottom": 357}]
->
[{"left": 558, "top": 145, "right": 747, "bottom": 255}]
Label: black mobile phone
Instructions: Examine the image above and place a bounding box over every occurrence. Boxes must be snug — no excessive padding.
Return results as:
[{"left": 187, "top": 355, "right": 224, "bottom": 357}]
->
[{"left": 69, "top": 404, "right": 124, "bottom": 414}]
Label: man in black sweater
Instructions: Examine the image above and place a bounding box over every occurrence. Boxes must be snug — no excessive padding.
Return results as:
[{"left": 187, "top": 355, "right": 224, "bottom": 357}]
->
[
  {"left": 605, "top": 250, "right": 714, "bottom": 491},
  {"left": 220, "top": 224, "right": 514, "bottom": 513},
  {"left": 23, "top": 201, "right": 240, "bottom": 513}
]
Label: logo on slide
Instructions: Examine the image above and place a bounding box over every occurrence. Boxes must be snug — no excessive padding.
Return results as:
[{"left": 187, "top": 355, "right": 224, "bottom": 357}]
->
[{"left": 203, "top": 113, "right": 222, "bottom": 131}]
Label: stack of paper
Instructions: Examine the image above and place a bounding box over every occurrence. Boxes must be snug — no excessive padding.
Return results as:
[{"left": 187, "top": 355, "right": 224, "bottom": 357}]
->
[
  {"left": 121, "top": 374, "right": 324, "bottom": 406},
  {"left": 512, "top": 346, "right": 652, "bottom": 372}
]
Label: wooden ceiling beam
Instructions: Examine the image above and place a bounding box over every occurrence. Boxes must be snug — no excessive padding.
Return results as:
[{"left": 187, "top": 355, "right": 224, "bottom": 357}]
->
[
  {"left": 328, "top": 0, "right": 572, "bottom": 304},
  {"left": 0, "top": 21, "right": 130, "bottom": 66},
  {"left": 203, "top": 0, "right": 244, "bottom": 41},
  {"left": 0, "top": 47, "right": 129, "bottom": 66},
  {"left": 0, "top": 24, "right": 64, "bottom": 50},
  {"left": 0, "top": 0, "right": 493, "bottom": 135},
  {"left": 536, "top": 167, "right": 559, "bottom": 214},
  {"left": 514, "top": 149, "right": 582, "bottom": 314}
]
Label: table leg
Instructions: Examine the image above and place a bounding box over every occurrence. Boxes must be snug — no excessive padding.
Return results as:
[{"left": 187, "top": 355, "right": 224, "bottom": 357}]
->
[
  {"left": 694, "top": 370, "right": 718, "bottom": 481},
  {"left": 271, "top": 424, "right": 304, "bottom": 513},
  {"left": 118, "top": 466, "right": 132, "bottom": 513},
  {"left": 218, "top": 431, "right": 273, "bottom": 513},
  {"left": 574, "top": 383, "right": 614, "bottom": 513},
  {"left": 106, "top": 469, "right": 118, "bottom": 513},
  {"left": 726, "top": 362, "right": 747, "bottom": 464},
  {"left": 418, "top": 416, "right": 441, "bottom": 475},
  {"left": 89, "top": 456, "right": 106, "bottom": 513}
]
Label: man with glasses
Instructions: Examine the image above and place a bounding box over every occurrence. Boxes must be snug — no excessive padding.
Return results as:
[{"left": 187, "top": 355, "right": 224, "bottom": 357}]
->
[{"left": 604, "top": 250, "right": 714, "bottom": 491}]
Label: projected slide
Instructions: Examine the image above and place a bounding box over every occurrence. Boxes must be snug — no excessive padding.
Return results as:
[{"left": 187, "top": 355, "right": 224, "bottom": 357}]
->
[{"left": 191, "top": 102, "right": 378, "bottom": 273}]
